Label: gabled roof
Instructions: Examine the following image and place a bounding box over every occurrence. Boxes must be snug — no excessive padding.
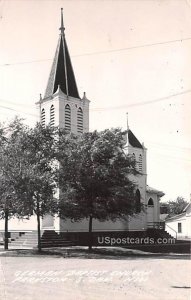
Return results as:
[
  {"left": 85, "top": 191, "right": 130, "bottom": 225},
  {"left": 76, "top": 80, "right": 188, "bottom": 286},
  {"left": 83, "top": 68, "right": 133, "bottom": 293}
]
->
[
  {"left": 160, "top": 214, "right": 169, "bottom": 221},
  {"left": 146, "top": 185, "right": 165, "bottom": 197},
  {"left": 44, "top": 9, "right": 79, "bottom": 99},
  {"left": 164, "top": 203, "right": 190, "bottom": 222},
  {"left": 127, "top": 130, "right": 143, "bottom": 149},
  {"left": 165, "top": 212, "right": 186, "bottom": 221},
  {"left": 183, "top": 202, "right": 191, "bottom": 212}
]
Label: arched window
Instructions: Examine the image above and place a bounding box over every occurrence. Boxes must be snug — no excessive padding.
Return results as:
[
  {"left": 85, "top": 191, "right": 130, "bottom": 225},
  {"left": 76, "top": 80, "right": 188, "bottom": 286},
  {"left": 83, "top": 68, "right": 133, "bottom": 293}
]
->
[
  {"left": 135, "top": 189, "right": 141, "bottom": 213},
  {"left": 77, "top": 107, "right": 83, "bottom": 133},
  {"left": 50, "top": 105, "right": 55, "bottom": 127},
  {"left": 139, "top": 154, "right": 143, "bottom": 172},
  {"left": 148, "top": 198, "right": 154, "bottom": 206},
  {"left": 65, "top": 104, "right": 71, "bottom": 131},
  {"left": 41, "top": 108, "right": 45, "bottom": 128}
]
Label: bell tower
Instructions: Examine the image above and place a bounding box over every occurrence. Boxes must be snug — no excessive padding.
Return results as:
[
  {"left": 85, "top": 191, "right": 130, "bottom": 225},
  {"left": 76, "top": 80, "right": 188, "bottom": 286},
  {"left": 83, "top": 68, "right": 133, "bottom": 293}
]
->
[
  {"left": 125, "top": 113, "right": 148, "bottom": 230},
  {"left": 36, "top": 8, "right": 90, "bottom": 134},
  {"left": 36, "top": 9, "right": 90, "bottom": 230}
]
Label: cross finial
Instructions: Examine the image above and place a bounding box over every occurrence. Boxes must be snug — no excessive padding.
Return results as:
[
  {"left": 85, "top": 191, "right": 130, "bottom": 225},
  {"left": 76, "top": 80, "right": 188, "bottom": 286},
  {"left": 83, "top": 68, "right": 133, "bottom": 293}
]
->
[
  {"left": 126, "top": 112, "right": 129, "bottom": 130},
  {"left": 59, "top": 8, "right": 65, "bottom": 34}
]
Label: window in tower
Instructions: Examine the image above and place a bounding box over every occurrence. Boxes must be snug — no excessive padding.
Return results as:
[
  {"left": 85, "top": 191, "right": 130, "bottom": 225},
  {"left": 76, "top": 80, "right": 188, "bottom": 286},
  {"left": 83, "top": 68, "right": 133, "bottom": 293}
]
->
[
  {"left": 77, "top": 107, "right": 83, "bottom": 133},
  {"left": 139, "top": 154, "right": 143, "bottom": 172},
  {"left": 50, "top": 105, "right": 55, "bottom": 127},
  {"left": 41, "top": 108, "right": 45, "bottom": 128},
  {"left": 65, "top": 104, "right": 71, "bottom": 131}
]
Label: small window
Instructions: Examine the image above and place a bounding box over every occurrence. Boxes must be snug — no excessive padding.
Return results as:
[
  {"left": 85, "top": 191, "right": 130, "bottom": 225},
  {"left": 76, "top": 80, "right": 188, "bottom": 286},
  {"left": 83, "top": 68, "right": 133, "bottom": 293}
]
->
[
  {"left": 50, "top": 105, "right": 55, "bottom": 127},
  {"left": 65, "top": 104, "right": 71, "bottom": 131},
  {"left": 178, "top": 223, "right": 182, "bottom": 233},
  {"left": 148, "top": 198, "right": 154, "bottom": 206},
  {"left": 41, "top": 108, "right": 45, "bottom": 128},
  {"left": 77, "top": 107, "right": 83, "bottom": 133}
]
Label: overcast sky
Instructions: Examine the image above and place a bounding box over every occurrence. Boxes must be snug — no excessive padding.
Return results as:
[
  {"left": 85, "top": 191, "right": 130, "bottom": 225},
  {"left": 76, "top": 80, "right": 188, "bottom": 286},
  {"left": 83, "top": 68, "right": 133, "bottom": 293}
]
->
[{"left": 0, "top": 0, "right": 191, "bottom": 202}]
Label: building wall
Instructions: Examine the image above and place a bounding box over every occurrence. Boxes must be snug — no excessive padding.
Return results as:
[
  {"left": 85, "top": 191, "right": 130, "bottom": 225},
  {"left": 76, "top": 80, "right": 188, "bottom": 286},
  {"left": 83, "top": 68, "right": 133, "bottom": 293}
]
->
[
  {"left": 165, "top": 213, "right": 191, "bottom": 239},
  {"left": 60, "top": 215, "right": 147, "bottom": 232},
  {"left": 0, "top": 216, "right": 37, "bottom": 231}
]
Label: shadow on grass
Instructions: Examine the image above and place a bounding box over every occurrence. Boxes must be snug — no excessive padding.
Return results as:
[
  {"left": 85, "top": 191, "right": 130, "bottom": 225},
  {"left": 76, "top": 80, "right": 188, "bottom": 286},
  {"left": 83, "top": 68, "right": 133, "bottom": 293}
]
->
[{"left": 0, "top": 247, "right": 190, "bottom": 260}]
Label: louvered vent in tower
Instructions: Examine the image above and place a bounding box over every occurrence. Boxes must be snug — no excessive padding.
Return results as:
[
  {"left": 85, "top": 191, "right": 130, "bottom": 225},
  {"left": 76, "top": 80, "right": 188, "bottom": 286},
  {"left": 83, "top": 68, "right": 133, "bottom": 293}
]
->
[
  {"left": 65, "top": 104, "right": 71, "bottom": 131},
  {"left": 77, "top": 107, "right": 83, "bottom": 133},
  {"left": 41, "top": 108, "right": 45, "bottom": 128},
  {"left": 50, "top": 105, "right": 55, "bottom": 127}
]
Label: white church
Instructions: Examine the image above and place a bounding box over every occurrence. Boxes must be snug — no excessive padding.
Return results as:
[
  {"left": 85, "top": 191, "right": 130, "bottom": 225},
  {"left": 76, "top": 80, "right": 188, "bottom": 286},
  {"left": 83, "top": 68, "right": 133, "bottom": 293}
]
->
[{"left": 0, "top": 9, "right": 165, "bottom": 238}]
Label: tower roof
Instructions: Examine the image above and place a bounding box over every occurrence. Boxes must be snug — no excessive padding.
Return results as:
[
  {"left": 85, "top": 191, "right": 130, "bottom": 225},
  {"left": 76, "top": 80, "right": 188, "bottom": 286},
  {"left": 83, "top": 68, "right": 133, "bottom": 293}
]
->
[
  {"left": 44, "top": 8, "right": 79, "bottom": 99},
  {"left": 127, "top": 129, "right": 143, "bottom": 149}
]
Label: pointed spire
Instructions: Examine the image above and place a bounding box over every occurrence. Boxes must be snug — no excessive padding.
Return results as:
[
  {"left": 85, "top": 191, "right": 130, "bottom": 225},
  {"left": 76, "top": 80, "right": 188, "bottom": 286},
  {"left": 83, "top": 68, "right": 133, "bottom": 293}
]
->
[
  {"left": 59, "top": 8, "right": 65, "bottom": 35},
  {"left": 126, "top": 113, "right": 143, "bottom": 148},
  {"left": 44, "top": 9, "right": 79, "bottom": 99}
]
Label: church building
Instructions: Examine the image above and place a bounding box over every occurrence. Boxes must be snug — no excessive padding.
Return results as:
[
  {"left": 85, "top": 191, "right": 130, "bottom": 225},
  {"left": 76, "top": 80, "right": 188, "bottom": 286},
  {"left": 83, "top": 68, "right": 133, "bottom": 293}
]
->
[
  {"left": 0, "top": 9, "right": 164, "bottom": 238},
  {"left": 36, "top": 9, "right": 164, "bottom": 234}
]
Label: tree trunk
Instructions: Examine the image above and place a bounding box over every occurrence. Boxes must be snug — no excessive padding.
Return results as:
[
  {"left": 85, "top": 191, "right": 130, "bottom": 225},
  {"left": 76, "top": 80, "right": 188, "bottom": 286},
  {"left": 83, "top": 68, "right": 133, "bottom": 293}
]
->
[
  {"left": 88, "top": 215, "right": 93, "bottom": 252},
  {"left": 4, "top": 209, "right": 9, "bottom": 250},
  {"left": 36, "top": 200, "right": 41, "bottom": 252}
]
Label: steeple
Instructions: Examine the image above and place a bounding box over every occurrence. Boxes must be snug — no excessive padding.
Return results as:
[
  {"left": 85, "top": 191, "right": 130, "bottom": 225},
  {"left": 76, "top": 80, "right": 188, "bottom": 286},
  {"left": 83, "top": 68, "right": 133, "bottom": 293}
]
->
[{"left": 44, "top": 8, "right": 79, "bottom": 99}]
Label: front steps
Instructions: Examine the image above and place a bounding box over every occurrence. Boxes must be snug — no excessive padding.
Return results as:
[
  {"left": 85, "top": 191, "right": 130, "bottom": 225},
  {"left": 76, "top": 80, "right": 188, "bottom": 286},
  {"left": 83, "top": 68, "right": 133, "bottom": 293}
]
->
[
  {"left": 41, "top": 230, "right": 73, "bottom": 248},
  {"left": 8, "top": 231, "right": 38, "bottom": 249},
  {"left": 8, "top": 230, "right": 73, "bottom": 249}
]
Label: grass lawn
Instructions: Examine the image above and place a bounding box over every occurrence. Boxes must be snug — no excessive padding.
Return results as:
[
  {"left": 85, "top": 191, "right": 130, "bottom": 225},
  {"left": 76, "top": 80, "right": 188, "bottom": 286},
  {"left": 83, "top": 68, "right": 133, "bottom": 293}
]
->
[{"left": 0, "top": 247, "right": 190, "bottom": 300}]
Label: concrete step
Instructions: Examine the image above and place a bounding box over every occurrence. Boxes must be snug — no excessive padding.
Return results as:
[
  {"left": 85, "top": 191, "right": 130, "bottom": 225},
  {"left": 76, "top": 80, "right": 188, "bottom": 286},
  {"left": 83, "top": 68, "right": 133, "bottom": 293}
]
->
[
  {"left": 9, "top": 231, "right": 38, "bottom": 248},
  {"left": 11, "top": 240, "right": 37, "bottom": 244},
  {"left": 13, "top": 238, "right": 38, "bottom": 242}
]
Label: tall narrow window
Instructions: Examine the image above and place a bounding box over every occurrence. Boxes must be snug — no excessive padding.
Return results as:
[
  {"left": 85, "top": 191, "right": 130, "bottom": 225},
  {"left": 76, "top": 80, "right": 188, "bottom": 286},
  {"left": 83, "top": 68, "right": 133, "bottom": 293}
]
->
[
  {"left": 50, "top": 105, "right": 55, "bottom": 127},
  {"left": 135, "top": 189, "right": 141, "bottom": 213},
  {"left": 139, "top": 154, "right": 143, "bottom": 172},
  {"left": 77, "top": 107, "right": 83, "bottom": 133},
  {"left": 41, "top": 108, "right": 45, "bottom": 128},
  {"left": 65, "top": 104, "right": 71, "bottom": 131},
  {"left": 178, "top": 223, "right": 182, "bottom": 233}
]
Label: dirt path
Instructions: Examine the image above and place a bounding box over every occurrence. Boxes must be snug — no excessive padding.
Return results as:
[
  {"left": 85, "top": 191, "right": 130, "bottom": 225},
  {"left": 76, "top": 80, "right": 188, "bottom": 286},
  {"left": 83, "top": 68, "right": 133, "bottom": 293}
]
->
[{"left": 0, "top": 255, "right": 190, "bottom": 300}]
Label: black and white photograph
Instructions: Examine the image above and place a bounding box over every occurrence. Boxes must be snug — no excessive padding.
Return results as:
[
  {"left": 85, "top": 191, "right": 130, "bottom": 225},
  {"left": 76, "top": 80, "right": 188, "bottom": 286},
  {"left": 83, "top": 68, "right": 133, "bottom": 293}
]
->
[{"left": 0, "top": 1, "right": 190, "bottom": 299}]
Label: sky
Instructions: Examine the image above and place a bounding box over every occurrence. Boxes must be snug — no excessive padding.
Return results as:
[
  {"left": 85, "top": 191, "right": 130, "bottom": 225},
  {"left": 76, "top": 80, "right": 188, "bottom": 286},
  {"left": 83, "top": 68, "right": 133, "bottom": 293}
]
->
[{"left": 0, "top": 0, "right": 191, "bottom": 203}]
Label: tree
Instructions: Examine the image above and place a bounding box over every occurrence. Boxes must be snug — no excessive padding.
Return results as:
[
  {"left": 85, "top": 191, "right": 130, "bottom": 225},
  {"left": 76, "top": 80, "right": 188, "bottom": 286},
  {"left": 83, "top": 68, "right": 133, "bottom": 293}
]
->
[
  {"left": 0, "top": 120, "right": 58, "bottom": 251},
  {"left": 17, "top": 123, "right": 58, "bottom": 251},
  {"left": 0, "top": 118, "right": 30, "bottom": 250},
  {"left": 58, "top": 128, "right": 138, "bottom": 251},
  {"left": 166, "top": 197, "right": 189, "bottom": 217}
]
